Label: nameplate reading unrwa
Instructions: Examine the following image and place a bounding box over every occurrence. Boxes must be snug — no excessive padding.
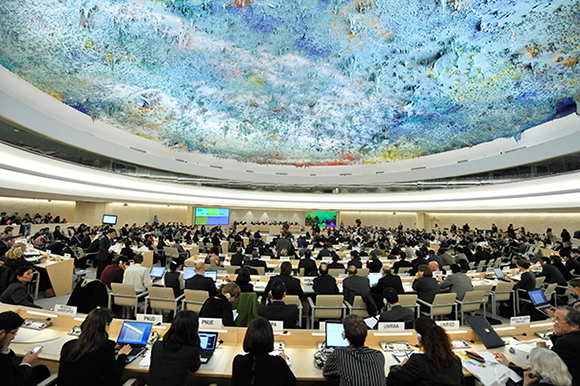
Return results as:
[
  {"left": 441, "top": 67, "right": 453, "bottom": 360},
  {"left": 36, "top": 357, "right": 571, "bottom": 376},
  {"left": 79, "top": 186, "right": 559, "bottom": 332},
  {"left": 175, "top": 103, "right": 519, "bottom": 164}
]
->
[
  {"left": 136, "top": 314, "right": 163, "bottom": 324},
  {"left": 200, "top": 318, "right": 223, "bottom": 329},
  {"left": 54, "top": 304, "right": 77, "bottom": 316},
  {"left": 378, "top": 322, "right": 405, "bottom": 331},
  {"left": 510, "top": 315, "right": 530, "bottom": 326},
  {"left": 270, "top": 320, "right": 284, "bottom": 331},
  {"left": 436, "top": 320, "right": 460, "bottom": 330}
]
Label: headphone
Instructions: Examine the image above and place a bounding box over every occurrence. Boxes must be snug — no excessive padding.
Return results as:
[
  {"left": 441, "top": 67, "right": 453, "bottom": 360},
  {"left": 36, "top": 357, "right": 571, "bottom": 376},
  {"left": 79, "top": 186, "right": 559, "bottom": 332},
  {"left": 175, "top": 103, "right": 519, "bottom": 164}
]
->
[{"left": 225, "top": 293, "right": 231, "bottom": 301}]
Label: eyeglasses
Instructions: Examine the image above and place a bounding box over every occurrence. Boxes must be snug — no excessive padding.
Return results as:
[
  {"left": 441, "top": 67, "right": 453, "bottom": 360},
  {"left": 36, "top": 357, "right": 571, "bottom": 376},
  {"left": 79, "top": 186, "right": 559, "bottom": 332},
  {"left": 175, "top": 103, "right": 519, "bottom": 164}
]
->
[{"left": 553, "top": 318, "right": 568, "bottom": 325}]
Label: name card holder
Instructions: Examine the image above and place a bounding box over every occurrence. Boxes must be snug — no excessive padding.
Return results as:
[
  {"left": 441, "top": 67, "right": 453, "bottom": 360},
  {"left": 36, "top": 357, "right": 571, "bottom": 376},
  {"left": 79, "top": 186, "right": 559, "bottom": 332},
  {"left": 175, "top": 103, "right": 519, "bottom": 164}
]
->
[
  {"left": 378, "top": 322, "right": 405, "bottom": 331},
  {"left": 510, "top": 315, "right": 531, "bottom": 326},
  {"left": 55, "top": 304, "right": 77, "bottom": 316},
  {"left": 436, "top": 320, "right": 460, "bottom": 330},
  {"left": 270, "top": 320, "right": 284, "bottom": 331},
  {"left": 137, "top": 314, "right": 164, "bottom": 324},
  {"left": 200, "top": 317, "right": 223, "bottom": 329}
]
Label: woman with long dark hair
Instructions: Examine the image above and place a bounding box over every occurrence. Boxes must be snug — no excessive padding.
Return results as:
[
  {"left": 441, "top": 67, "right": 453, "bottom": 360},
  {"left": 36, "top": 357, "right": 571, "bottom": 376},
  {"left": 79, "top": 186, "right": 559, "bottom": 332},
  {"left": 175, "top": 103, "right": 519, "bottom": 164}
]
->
[
  {"left": 387, "top": 317, "right": 464, "bottom": 386},
  {"left": 235, "top": 267, "right": 254, "bottom": 293},
  {"left": 0, "top": 266, "right": 42, "bottom": 309},
  {"left": 58, "top": 308, "right": 131, "bottom": 386},
  {"left": 148, "top": 310, "right": 201, "bottom": 386}
]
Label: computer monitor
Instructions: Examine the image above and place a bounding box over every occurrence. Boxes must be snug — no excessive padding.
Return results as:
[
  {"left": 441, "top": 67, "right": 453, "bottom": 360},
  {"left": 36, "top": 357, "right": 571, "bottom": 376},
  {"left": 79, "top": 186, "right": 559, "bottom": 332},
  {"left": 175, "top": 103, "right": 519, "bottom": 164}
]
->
[
  {"left": 150, "top": 266, "right": 166, "bottom": 278},
  {"left": 199, "top": 332, "right": 219, "bottom": 350},
  {"left": 183, "top": 267, "right": 195, "bottom": 280},
  {"left": 204, "top": 270, "right": 217, "bottom": 281},
  {"left": 325, "top": 321, "right": 349, "bottom": 348}
]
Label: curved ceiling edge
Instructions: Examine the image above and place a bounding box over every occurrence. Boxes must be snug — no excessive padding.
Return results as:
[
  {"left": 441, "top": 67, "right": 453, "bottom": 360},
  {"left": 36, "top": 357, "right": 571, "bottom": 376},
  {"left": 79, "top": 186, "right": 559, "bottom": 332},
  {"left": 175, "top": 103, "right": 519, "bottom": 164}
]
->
[
  {"left": 1, "top": 142, "right": 580, "bottom": 212},
  {"left": 1, "top": 65, "right": 580, "bottom": 186}
]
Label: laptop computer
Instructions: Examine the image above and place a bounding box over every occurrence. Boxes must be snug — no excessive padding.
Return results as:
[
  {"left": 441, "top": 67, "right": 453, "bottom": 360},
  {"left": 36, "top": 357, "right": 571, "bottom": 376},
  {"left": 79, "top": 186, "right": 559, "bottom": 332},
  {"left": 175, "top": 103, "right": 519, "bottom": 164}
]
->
[
  {"left": 369, "top": 274, "right": 382, "bottom": 287},
  {"left": 528, "top": 289, "right": 552, "bottom": 317},
  {"left": 183, "top": 267, "right": 195, "bottom": 281},
  {"left": 117, "top": 321, "right": 153, "bottom": 362},
  {"left": 493, "top": 268, "right": 508, "bottom": 281},
  {"left": 204, "top": 270, "right": 217, "bottom": 281},
  {"left": 150, "top": 266, "right": 166, "bottom": 282},
  {"left": 325, "top": 321, "right": 349, "bottom": 351},
  {"left": 199, "top": 331, "right": 219, "bottom": 364}
]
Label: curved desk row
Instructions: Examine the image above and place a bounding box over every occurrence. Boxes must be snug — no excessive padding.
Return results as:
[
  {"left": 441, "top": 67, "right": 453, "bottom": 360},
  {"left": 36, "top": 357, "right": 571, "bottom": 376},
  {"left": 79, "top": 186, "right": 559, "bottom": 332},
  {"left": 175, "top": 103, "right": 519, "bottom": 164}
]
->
[{"left": 1, "top": 303, "right": 553, "bottom": 386}]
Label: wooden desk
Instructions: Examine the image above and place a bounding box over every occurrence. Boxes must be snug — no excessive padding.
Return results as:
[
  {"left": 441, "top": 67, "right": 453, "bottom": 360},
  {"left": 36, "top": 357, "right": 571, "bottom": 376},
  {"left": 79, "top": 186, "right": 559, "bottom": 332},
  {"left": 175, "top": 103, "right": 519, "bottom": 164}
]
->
[
  {"left": 3, "top": 304, "right": 555, "bottom": 385},
  {"left": 35, "top": 257, "right": 74, "bottom": 297}
]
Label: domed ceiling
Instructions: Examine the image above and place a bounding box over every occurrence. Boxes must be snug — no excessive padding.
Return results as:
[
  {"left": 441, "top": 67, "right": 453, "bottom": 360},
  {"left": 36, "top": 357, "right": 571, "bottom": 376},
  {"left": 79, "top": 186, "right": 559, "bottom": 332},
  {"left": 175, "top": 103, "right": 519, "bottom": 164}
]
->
[{"left": 0, "top": 0, "right": 578, "bottom": 167}]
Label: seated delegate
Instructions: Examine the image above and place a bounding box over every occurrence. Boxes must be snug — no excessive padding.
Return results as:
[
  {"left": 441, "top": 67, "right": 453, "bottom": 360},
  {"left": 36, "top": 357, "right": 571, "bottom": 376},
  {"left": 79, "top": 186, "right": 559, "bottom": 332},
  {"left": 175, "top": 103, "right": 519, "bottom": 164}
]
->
[
  {"left": 232, "top": 317, "right": 296, "bottom": 386},
  {"left": 199, "top": 282, "right": 240, "bottom": 327},
  {"left": 58, "top": 308, "right": 132, "bottom": 386},
  {"left": 148, "top": 310, "right": 201, "bottom": 386},
  {"left": 0, "top": 267, "right": 42, "bottom": 309},
  {"left": 387, "top": 317, "right": 464, "bottom": 386}
]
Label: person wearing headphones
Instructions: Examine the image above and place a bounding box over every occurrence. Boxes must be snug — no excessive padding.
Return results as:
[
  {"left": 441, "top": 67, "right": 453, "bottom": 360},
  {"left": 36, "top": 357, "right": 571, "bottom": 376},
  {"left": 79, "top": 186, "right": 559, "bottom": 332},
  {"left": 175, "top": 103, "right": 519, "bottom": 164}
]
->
[{"left": 199, "top": 282, "right": 240, "bottom": 327}]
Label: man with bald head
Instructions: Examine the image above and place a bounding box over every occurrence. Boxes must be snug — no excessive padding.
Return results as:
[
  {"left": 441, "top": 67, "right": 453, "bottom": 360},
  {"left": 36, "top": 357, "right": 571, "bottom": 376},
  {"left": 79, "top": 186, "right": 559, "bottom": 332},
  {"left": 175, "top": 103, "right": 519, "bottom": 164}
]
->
[{"left": 185, "top": 261, "right": 218, "bottom": 297}]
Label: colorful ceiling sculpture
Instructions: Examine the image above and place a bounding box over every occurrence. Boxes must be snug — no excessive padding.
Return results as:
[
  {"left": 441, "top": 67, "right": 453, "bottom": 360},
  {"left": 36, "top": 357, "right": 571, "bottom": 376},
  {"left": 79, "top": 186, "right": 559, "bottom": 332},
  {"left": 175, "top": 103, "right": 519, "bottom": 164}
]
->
[{"left": 0, "top": 0, "right": 578, "bottom": 166}]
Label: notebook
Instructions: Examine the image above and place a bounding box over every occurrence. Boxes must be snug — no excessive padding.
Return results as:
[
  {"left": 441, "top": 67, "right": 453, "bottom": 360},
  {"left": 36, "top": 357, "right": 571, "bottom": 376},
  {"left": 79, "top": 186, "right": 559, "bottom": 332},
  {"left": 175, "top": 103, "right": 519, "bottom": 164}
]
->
[
  {"left": 183, "top": 267, "right": 195, "bottom": 280},
  {"left": 466, "top": 315, "right": 505, "bottom": 349},
  {"left": 325, "top": 321, "right": 349, "bottom": 350},
  {"left": 117, "top": 321, "right": 153, "bottom": 362},
  {"left": 528, "top": 289, "right": 552, "bottom": 317},
  {"left": 150, "top": 266, "right": 166, "bottom": 282},
  {"left": 199, "top": 331, "right": 219, "bottom": 364},
  {"left": 204, "top": 270, "right": 217, "bottom": 281}
]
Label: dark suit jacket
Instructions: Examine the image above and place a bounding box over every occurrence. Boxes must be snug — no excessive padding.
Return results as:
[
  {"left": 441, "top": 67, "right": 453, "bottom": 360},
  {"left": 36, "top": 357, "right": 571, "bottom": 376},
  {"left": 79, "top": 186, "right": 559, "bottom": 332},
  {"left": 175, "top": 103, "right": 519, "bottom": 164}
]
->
[
  {"left": 249, "top": 259, "right": 268, "bottom": 270},
  {"left": 96, "top": 236, "right": 112, "bottom": 261},
  {"left": 312, "top": 274, "right": 339, "bottom": 295},
  {"left": 258, "top": 300, "right": 299, "bottom": 328},
  {"left": 392, "top": 260, "right": 413, "bottom": 274},
  {"left": 550, "top": 330, "right": 580, "bottom": 385},
  {"left": 1, "top": 349, "right": 33, "bottom": 386},
  {"left": 232, "top": 353, "right": 296, "bottom": 386},
  {"left": 298, "top": 258, "right": 317, "bottom": 276},
  {"left": 537, "top": 264, "right": 567, "bottom": 286},
  {"left": 185, "top": 274, "right": 218, "bottom": 297},
  {"left": 373, "top": 273, "right": 404, "bottom": 296},
  {"left": 230, "top": 253, "right": 245, "bottom": 266},
  {"left": 0, "top": 282, "right": 41, "bottom": 308},
  {"left": 235, "top": 266, "right": 259, "bottom": 275},
  {"left": 379, "top": 304, "right": 415, "bottom": 329},
  {"left": 412, "top": 277, "right": 440, "bottom": 303},
  {"left": 264, "top": 274, "right": 303, "bottom": 300},
  {"left": 342, "top": 275, "right": 371, "bottom": 304}
]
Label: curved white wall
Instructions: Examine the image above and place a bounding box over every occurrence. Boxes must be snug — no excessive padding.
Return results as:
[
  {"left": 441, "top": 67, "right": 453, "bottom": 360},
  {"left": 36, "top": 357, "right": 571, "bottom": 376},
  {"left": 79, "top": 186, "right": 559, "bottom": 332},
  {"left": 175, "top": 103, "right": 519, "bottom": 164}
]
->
[
  {"left": 1, "top": 65, "right": 580, "bottom": 186},
  {"left": 1, "top": 142, "right": 580, "bottom": 211}
]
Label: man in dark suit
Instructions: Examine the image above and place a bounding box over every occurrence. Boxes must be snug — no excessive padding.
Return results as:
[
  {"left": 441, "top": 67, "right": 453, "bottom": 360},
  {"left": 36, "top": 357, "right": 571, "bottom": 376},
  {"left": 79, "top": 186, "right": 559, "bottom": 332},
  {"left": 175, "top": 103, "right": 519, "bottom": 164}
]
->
[
  {"left": 230, "top": 247, "right": 245, "bottom": 266},
  {"left": 298, "top": 250, "right": 317, "bottom": 276},
  {"left": 537, "top": 257, "right": 567, "bottom": 288},
  {"left": 342, "top": 265, "right": 371, "bottom": 305},
  {"left": 276, "top": 233, "right": 294, "bottom": 257},
  {"left": 378, "top": 288, "right": 415, "bottom": 329},
  {"left": 263, "top": 261, "right": 303, "bottom": 304},
  {"left": 96, "top": 229, "right": 115, "bottom": 279},
  {"left": 317, "top": 243, "right": 333, "bottom": 260},
  {"left": 258, "top": 280, "right": 299, "bottom": 329},
  {"left": 236, "top": 257, "right": 259, "bottom": 275},
  {"left": 346, "top": 250, "right": 362, "bottom": 269},
  {"left": 185, "top": 261, "right": 218, "bottom": 297},
  {"left": 313, "top": 263, "right": 339, "bottom": 295},
  {"left": 248, "top": 251, "right": 268, "bottom": 272},
  {"left": 372, "top": 265, "right": 404, "bottom": 309},
  {"left": 391, "top": 252, "right": 413, "bottom": 274}
]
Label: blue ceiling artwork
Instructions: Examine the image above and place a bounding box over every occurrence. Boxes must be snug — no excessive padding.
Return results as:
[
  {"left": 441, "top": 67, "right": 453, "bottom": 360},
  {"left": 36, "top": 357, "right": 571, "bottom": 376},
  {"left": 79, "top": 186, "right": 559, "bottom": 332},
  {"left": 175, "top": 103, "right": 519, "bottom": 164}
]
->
[{"left": 0, "top": 0, "right": 578, "bottom": 166}]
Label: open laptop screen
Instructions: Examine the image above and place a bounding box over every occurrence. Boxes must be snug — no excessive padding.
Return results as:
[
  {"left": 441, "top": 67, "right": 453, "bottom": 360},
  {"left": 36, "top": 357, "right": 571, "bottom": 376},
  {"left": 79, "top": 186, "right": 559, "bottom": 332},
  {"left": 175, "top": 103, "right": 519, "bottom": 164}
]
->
[
  {"left": 199, "top": 332, "right": 218, "bottom": 350},
  {"left": 529, "top": 289, "right": 548, "bottom": 306},
  {"left": 183, "top": 267, "right": 195, "bottom": 280},
  {"left": 369, "top": 274, "right": 381, "bottom": 286},
  {"left": 325, "top": 321, "right": 349, "bottom": 348},
  {"left": 117, "top": 321, "right": 153, "bottom": 346},
  {"left": 493, "top": 268, "right": 505, "bottom": 279},
  {"left": 150, "top": 266, "right": 166, "bottom": 278},
  {"left": 204, "top": 271, "right": 217, "bottom": 281}
]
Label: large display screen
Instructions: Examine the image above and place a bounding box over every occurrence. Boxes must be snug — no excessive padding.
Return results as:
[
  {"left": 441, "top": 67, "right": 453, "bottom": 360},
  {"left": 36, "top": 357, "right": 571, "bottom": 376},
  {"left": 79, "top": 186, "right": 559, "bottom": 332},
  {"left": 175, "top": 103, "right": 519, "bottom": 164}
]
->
[
  {"left": 305, "top": 211, "right": 337, "bottom": 228},
  {"left": 102, "top": 214, "right": 117, "bottom": 225},
  {"left": 195, "top": 208, "right": 230, "bottom": 226}
]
